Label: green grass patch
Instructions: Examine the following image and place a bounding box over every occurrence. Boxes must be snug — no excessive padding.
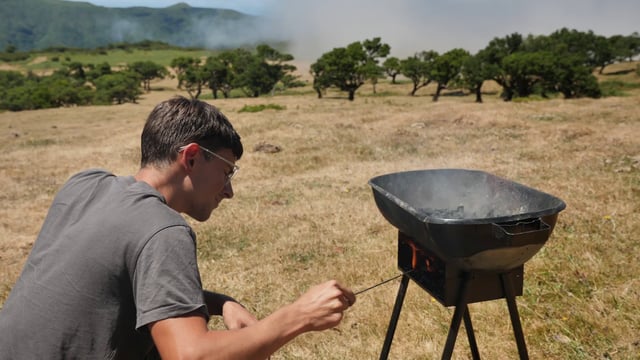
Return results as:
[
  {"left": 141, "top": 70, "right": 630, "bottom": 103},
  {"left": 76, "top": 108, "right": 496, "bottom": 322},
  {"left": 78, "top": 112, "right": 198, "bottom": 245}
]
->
[
  {"left": 238, "top": 103, "right": 286, "bottom": 113},
  {"left": 24, "top": 48, "right": 216, "bottom": 71},
  {"left": 24, "top": 138, "right": 57, "bottom": 147},
  {"left": 512, "top": 94, "right": 552, "bottom": 102},
  {"left": 600, "top": 80, "right": 640, "bottom": 97}
]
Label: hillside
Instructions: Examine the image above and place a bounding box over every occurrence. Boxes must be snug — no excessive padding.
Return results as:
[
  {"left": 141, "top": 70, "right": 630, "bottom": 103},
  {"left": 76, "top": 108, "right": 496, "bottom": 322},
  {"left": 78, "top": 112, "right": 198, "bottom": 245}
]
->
[{"left": 0, "top": 0, "right": 267, "bottom": 51}]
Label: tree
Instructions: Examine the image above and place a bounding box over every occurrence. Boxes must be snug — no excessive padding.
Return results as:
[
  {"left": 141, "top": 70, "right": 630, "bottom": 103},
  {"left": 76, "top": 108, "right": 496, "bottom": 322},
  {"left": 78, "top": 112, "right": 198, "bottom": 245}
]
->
[
  {"left": 548, "top": 54, "right": 601, "bottom": 99},
  {"left": 0, "top": 71, "right": 93, "bottom": 111},
  {"left": 170, "top": 57, "right": 199, "bottom": 89},
  {"left": 309, "top": 57, "right": 331, "bottom": 98},
  {"left": 40, "top": 74, "right": 94, "bottom": 107},
  {"left": 246, "top": 45, "right": 297, "bottom": 97},
  {"left": 181, "top": 62, "right": 208, "bottom": 99},
  {"left": 314, "top": 43, "right": 366, "bottom": 101},
  {"left": 128, "top": 61, "right": 168, "bottom": 92},
  {"left": 203, "top": 54, "right": 233, "bottom": 99},
  {"left": 481, "top": 33, "right": 524, "bottom": 100},
  {"left": 310, "top": 38, "right": 390, "bottom": 101},
  {"left": 85, "top": 62, "right": 112, "bottom": 82},
  {"left": 611, "top": 32, "right": 640, "bottom": 62},
  {"left": 547, "top": 28, "right": 615, "bottom": 73},
  {"left": 362, "top": 37, "right": 391, "bottom": 93},
  {"left": 500, "top": 51, "right": 557, "bottom": 100},
  {"left": 591, "top": 35, "right": 616, "bottom": 74},
  {"left": 459, "top": 51, "right": 495, "bottom": 103},
  {"left": 400, "top": 50, "right": 438, "bottom": 96},
  {"left": 93, "top": 72, "right": 142, "bottom": 105},
  {"left": 382, "top": 57, "right": 402, "bottom": 84},
  {"left": 430, "top": 48, "right": 470, "bottom": 101},
  {"left": 236, "top": 58, "right": 279, "bottom": 98},
  {"left": 64, "top": 61, "right": 87, "bottom": 80}
]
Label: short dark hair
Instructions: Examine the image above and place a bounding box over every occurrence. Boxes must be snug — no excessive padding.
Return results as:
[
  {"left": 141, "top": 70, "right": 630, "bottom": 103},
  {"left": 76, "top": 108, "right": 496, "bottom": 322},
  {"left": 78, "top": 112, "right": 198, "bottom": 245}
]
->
[{"left": 140, "top": 96, "right": 243, "bottom": 167}]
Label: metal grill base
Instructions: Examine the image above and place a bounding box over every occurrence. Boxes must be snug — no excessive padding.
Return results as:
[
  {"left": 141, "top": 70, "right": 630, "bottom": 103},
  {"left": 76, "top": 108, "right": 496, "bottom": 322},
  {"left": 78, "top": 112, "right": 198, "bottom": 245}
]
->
[{"left": 379, "top": 232, "right": 530, "bottom": 360}]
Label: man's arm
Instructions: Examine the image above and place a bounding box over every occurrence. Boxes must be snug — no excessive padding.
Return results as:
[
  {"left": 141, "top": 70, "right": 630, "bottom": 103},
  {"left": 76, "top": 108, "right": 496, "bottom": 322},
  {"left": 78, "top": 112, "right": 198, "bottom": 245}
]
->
[
  {"left": 150, "top": 280, "right": 355, "bottom": 360},
  {"left": 203, "top": 290, "right": 258, "bottom": 330}
]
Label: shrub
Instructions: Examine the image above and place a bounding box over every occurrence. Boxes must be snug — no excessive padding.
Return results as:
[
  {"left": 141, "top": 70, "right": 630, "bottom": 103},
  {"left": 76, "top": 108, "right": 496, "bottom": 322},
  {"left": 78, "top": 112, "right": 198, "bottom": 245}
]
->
[{"left": 238, "top": 104, "right": 286, "bottom": 113}]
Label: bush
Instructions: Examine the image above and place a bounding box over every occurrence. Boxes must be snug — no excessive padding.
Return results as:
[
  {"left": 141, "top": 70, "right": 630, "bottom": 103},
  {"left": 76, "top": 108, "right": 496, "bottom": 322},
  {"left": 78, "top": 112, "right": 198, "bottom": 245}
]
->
[
  {"left": 238, "top": 104, "right": 286, "bottom": 113},
  {"left": 0, "top": 51, "right": 30, "bottom": 62}
]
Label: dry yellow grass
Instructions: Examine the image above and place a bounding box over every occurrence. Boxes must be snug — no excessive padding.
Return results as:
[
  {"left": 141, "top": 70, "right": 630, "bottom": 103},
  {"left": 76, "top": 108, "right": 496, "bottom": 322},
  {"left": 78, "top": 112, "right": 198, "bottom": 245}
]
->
[{"left": 1, "top": 65, "right": 639, "bottom": 359}]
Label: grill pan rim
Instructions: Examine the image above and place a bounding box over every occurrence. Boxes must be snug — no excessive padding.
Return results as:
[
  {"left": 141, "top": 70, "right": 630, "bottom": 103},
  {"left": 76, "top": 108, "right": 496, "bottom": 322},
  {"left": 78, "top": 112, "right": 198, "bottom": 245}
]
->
[{"left": 368, "top": 168, "right": 566, "bottom": 225}]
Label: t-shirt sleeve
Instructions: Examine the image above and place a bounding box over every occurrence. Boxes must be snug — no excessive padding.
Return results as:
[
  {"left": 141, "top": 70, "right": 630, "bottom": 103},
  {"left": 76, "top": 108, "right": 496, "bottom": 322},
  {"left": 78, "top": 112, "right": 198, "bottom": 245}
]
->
[{"left": 133, "top": 225, "right": 208, "bottom": 329}]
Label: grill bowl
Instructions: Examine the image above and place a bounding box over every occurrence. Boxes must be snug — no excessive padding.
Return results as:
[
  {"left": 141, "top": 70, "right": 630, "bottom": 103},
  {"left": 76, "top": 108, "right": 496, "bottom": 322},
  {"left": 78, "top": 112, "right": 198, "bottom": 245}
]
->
[{"left": 369, "top": 169, "right": 566, "bottom": 271}]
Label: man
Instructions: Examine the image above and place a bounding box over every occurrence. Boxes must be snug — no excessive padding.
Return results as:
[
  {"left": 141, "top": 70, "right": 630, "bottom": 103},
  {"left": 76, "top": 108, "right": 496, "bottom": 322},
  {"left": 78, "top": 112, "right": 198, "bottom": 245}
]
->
[{"left": 0, "top": 96, "right": 356, "bottom": 359}]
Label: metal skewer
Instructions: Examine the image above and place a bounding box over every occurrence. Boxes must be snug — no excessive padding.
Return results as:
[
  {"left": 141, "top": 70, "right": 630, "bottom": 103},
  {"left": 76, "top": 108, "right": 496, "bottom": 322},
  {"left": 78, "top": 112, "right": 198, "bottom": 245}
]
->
[{"left": 355, "top": 270, "right": 413, "bottom": 296}]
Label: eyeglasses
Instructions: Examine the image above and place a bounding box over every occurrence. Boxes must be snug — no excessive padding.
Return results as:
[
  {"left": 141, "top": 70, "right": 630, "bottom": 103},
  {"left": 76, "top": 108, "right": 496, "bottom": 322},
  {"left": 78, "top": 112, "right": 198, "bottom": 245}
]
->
[{"left": 178, "top": 145, "right": 239, "bottom": 184}]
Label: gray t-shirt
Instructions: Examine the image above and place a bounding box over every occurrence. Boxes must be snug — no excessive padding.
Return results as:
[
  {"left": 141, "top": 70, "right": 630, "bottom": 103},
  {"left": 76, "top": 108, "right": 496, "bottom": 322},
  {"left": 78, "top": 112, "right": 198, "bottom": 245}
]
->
[{"left": 0, "top": 169, "right": 209, "bottom": 359}]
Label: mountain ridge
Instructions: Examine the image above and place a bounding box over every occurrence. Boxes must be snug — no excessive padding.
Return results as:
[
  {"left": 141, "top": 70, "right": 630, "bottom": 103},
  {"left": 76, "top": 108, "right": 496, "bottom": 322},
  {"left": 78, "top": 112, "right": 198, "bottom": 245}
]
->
[{"left": 0, "top": 0, "right": 267, "bottom": 51}]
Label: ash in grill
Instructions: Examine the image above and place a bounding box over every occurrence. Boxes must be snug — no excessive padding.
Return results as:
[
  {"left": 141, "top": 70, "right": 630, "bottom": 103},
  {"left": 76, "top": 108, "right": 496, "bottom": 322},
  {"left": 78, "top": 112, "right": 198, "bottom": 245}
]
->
[
  {"left": 369, "top": 169, "right": 566, "bottom": 360},
  {"left": 420, "top": 205, "right": 466, "bottom": 219}
]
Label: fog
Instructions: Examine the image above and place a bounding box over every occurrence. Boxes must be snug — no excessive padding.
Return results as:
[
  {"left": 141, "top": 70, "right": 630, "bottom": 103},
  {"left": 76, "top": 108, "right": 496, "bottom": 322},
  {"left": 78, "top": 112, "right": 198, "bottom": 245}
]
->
[
  {"left": 73, "top": 0, "right": 640, "bottom": 61},
  {"left": 257, "top": 0, "right": 639, "bottom": 60}
]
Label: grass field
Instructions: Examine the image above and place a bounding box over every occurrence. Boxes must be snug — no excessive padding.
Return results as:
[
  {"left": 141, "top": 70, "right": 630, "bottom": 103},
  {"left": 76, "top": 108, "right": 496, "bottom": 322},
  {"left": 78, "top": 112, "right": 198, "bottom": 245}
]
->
[
  {"left": 3, "top": 48, "right": 217, "bottom": 74},
  {"left": 1, "top": 58, "right": 639, "bottom": 359}
]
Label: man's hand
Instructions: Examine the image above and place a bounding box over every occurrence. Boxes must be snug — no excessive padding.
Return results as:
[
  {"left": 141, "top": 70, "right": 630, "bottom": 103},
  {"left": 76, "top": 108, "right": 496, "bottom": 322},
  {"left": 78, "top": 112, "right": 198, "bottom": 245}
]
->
[
  {"left": 291, "top": 280, "right": 356, "bottom": 332},
  {"left": 222, "top": 300, "right": 259, "bottom": 330}
]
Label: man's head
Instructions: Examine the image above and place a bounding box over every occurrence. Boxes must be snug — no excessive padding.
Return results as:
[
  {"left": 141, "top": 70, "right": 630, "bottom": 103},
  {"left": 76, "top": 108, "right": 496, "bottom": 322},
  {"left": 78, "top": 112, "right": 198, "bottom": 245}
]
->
[
  {"left": 140, "top": 96, "right": 243, "bottom": 168},
  {"left": 139, "top": 96, "right": 244, "bottom": 221}
]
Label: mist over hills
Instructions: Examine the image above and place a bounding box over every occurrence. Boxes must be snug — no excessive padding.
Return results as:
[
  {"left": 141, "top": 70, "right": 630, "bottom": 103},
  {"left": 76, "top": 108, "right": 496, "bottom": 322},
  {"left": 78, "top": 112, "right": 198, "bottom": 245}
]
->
[{"left": 0, "top": 0, "right": 279, "bottom": 51}]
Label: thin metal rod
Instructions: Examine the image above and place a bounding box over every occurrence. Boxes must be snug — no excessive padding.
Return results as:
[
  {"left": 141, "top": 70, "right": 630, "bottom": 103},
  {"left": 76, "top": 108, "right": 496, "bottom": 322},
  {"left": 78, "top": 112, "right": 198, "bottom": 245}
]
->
[
  {"left": 441, "top": 272, "right": 472, "bottom": 360},
  {"left": 463, "top": 307, "right": 481, "bottom": 360},
  {"left": 379, "top": 274, "right": 411, "bottom": 360},
  {"left": 355, "top": 271, "right": 410, "bottom": 296},
  {"left": 501, "top": 273, "right": 529, "bottom": 360}
]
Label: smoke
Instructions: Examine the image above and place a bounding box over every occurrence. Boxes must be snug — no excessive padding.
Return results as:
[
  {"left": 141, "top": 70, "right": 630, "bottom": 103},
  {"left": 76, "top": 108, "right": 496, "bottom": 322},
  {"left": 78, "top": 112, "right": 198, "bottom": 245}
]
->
[
  {"left": 110, "top": 19, "right": 154, "bottom": 43},
  {"left": 227, "top": 0, "right": 639, "bottom": 61},
  {"left": 102, "top": 0, "right": 639, "bottom": 63}
]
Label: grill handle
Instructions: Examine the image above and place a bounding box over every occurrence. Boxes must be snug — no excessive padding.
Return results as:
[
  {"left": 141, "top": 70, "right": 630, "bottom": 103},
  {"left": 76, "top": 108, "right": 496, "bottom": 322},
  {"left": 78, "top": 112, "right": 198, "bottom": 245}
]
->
[{"left": 492, "top": 218, "right": 551, "bottom": 247}]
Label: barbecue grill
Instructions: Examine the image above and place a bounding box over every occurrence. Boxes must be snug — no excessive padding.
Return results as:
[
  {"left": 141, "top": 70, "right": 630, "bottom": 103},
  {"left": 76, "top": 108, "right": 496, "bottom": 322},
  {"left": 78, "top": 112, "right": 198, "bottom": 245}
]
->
[{"left": 368, "top": 169, "right": 566, "bottom": 360}]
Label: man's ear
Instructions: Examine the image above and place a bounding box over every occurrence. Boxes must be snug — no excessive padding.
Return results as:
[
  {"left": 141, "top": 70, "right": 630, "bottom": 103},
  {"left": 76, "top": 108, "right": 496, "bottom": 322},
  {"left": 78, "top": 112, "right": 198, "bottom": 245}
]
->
[{"left": 179, "top": 143, "right": 199, "bottom": 171}]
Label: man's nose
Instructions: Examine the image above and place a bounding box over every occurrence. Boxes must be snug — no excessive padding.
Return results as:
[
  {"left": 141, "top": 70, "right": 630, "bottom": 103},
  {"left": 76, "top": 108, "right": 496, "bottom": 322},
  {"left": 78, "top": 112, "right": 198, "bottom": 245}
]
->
[{"left": 223, "top": 181, "right": 234, "bottom": 199}]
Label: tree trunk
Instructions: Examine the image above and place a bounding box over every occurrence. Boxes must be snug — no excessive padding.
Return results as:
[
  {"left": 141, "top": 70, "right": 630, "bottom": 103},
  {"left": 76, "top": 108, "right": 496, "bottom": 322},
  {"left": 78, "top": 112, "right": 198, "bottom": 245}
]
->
[
  {"left": 475, "top": 86, "right": 483, "bottom": 103},
  {"left": 348, "top": 90, "right": 355, "bottom": 101},
  {"left": 432, "top": 83, "right": 445, "bottom": 102}
]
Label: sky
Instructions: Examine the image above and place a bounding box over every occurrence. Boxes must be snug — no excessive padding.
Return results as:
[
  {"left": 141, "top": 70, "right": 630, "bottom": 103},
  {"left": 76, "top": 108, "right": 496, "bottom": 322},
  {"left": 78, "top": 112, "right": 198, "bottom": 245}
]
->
[{"left": 65, "top": 0, "right": 640, "bottom": 61}]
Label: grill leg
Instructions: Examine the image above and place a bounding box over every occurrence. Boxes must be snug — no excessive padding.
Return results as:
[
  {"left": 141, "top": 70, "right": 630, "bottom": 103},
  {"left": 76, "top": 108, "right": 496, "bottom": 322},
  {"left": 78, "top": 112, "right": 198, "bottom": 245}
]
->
[
  {"left": 441, "top": 272, "right": 472, "bottom": 360},
  {"left": 463, "top": 308, "right": 481, "bottom": 360},
  {"left": 501, "top": 272, "right": 529, "bottom": 360},
  {"left": 379, "top": 274, "right": 410, "bottom": 360}
]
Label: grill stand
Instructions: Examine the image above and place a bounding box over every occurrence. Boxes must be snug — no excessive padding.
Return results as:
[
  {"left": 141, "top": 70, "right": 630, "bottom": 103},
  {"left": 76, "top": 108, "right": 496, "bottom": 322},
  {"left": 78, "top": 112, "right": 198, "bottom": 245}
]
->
[{"left": 379, "top": 238, "right": 530, "bottom": 360}]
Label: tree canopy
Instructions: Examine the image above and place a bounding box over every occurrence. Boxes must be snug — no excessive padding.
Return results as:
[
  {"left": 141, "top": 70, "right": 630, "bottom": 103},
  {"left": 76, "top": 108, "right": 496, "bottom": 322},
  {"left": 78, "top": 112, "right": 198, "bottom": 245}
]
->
[{"left": 310, "top": 37, "right": 390, "bottom": 101}]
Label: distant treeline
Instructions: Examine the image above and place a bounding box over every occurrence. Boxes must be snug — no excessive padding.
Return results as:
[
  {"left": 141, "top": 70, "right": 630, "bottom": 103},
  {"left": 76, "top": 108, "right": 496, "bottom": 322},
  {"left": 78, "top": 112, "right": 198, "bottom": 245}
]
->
[
  {"left": 0, "top": 42, "right": 301, "bottom": 111},
  {"left": 1, "top": 29, "right": 639, "bottom": 111},
  {"left": 310, "top": 29, "right": 640, "bottom": 102}
]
